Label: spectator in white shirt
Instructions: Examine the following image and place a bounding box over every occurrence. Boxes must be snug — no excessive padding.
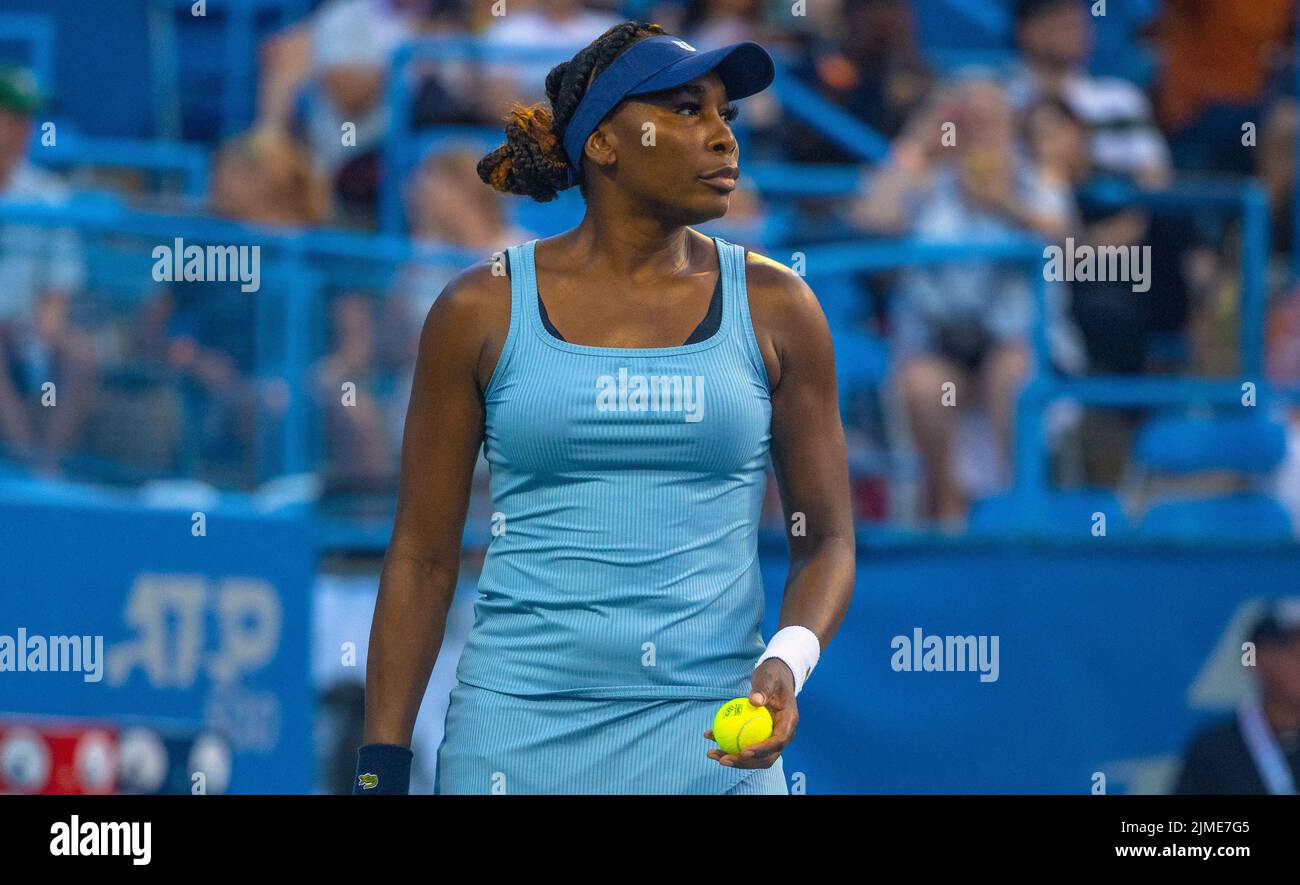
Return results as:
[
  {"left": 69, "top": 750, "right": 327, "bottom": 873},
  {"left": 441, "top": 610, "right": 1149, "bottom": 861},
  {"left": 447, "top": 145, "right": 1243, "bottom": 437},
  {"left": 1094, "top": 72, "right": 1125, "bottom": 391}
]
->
[
  {"left": 480, "top": 0, "right": 622, "bottom": 117},
  {"left": 1004, "top": 0, "right": 1194, "bottom": 384}
]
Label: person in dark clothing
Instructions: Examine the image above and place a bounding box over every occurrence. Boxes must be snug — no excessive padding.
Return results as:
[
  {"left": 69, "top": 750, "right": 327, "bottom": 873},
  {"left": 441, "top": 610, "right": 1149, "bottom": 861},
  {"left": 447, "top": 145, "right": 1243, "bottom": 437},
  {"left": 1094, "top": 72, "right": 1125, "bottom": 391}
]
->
[
  {"left": 1174, "top": 601, "right": 1300, "bottom": 794},
  {"left": 782, "top": 0, "right": 933, "bottom": 163}
]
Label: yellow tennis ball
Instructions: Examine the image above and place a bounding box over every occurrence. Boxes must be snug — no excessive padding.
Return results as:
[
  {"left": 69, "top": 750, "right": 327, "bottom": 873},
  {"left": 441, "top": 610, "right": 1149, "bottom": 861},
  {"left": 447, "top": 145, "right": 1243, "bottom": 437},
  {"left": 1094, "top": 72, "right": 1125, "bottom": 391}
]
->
[{"left": 712, "top": 697, "right": 773, "bottom": 756}]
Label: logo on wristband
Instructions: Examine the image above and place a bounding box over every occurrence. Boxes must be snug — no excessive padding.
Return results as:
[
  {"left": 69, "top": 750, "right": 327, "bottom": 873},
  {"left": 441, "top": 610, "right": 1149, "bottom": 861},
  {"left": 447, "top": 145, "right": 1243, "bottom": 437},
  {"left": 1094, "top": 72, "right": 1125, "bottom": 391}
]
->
[{"left": 357, "top": 772, "right": 379, "bottom": 790}]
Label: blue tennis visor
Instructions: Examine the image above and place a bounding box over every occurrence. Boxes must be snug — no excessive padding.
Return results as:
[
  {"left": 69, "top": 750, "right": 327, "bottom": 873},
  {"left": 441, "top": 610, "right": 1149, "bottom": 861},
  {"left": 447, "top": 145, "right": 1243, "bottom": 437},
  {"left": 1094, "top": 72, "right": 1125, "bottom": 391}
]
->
[{"left": 562, "top": 34, "right": 776, "bottom": 186}]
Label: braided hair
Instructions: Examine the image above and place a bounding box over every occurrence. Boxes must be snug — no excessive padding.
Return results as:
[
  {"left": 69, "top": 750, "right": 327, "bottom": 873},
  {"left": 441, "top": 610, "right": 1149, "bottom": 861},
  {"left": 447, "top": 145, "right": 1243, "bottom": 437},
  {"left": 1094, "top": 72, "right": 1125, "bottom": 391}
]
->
[{"left": 478, "top": 20, "right": 667, "bottom": 203}]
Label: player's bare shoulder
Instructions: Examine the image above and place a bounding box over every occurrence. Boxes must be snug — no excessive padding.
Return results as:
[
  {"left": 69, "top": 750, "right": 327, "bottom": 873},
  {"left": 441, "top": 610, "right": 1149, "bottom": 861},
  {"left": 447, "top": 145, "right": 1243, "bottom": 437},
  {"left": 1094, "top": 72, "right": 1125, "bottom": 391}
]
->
[
  {"left": 742, "top": 249, "right": 828, "bottom": 390},
  {"left": 414, "top": 251, "right": 513, "bottom": 394},
  {"left": 744, "top": 249, "right": 820, "bottom": 319}
]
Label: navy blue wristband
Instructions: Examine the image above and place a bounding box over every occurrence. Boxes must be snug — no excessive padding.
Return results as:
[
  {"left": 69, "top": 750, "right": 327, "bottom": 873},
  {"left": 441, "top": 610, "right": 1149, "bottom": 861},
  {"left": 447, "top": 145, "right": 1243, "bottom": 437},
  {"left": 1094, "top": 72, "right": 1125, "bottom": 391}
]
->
[{"left": 353, "top": 743, "right": 413, "bottom": 794}]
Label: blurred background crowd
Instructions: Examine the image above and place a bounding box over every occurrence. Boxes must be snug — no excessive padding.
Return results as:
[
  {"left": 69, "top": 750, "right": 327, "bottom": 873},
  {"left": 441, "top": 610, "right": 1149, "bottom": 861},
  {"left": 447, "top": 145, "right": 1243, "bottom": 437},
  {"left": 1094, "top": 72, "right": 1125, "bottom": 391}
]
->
[
  {"left": 1, "top": 0, "right": 1299, "bottom": 535},
  {"left": 0, "top": 0, "right": 1298, "bottom": 798}
]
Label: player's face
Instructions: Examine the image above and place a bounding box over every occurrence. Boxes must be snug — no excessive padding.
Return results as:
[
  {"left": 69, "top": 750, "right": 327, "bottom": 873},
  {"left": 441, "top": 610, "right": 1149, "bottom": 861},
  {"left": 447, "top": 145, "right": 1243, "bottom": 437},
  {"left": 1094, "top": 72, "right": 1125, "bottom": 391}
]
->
[{"left": 602, "top": 72, "right": 740, "bottom": 224}]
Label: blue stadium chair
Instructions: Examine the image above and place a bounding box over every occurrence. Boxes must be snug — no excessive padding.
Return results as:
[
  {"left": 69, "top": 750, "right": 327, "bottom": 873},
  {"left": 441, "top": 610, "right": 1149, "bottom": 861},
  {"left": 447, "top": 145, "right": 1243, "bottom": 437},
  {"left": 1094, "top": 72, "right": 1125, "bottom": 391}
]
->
[
  {"left": 968, "top": 488, "right": 1128, "bottom": 537},
  {"left": 1139, "top": 494, "right": 1295, "bottom": 541},
  {"left": 831, "top": 323, "right": 891, "bottom": 439},
  {"left": 1132, "top": 414, "right": 1288, "bottom": 474},
  {"left": 1127, "top": 413, "right": 1294, "bottom": 542}
]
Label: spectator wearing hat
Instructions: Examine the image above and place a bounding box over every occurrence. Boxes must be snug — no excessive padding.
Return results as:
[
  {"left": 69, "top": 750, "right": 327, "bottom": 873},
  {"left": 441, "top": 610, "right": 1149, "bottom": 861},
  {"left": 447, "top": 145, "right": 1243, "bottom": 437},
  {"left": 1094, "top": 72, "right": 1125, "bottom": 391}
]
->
[{"left": 1175, "top": 600, "right": 1300, "bottom": 794}]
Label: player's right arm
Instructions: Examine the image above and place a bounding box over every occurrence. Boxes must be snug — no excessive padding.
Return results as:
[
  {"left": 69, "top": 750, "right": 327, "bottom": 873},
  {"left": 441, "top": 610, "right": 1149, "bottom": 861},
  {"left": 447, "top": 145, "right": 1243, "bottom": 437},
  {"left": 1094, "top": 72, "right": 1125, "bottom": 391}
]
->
[{"left": 360, "top": 257, "right": 509, "bottom": 750}]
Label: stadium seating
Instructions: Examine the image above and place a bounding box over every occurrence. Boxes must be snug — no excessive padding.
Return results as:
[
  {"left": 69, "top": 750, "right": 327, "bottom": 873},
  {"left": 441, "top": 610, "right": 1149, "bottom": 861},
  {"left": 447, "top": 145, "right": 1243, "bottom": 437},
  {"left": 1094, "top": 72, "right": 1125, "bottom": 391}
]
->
[{"left": 1129, "top": 413, "right": 1294, "bottom": 540}]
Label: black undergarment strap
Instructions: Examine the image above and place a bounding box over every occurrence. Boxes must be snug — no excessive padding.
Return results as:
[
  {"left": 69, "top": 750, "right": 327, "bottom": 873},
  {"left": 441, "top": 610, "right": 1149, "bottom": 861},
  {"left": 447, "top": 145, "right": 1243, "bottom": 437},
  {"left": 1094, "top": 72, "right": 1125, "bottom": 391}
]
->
[{"left": 501, "top": 248, "right": 738, "bottom": 346}]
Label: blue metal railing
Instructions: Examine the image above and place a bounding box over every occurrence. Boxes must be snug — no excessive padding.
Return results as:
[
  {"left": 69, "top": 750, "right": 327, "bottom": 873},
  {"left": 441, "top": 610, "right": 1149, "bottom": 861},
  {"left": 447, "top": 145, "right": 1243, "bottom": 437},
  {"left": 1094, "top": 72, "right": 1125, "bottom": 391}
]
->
[
  {"left": 0, "top": 199, "right": 481, "bottom": 485},
  {"left": 381, "top": 40, "right": 570, "bottom": 234},
  {"left": 380, "top": 37, "right": 893, "bottom": 233},
  {"left": 1011, "top": 178, "right": 1277, "bottom": 529},
  {"left": 148, "top": 0, "right": 314, "bottom": 140},
  {"left": 784, "top": 177, "right": 1285, "bottom": 539},
  {"left": 0, "top": 174, "right": 1286, "bottom": 543},
  {"left": 33, "top": 132, "right": 210, "bottom": 198}
]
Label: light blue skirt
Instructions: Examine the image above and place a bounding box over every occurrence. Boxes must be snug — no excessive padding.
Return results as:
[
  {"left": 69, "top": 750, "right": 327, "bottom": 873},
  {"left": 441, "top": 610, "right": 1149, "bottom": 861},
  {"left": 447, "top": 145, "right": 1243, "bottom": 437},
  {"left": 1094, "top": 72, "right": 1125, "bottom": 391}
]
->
[{"left": 433, "top": 681, "right": 788, "bottom": 795}]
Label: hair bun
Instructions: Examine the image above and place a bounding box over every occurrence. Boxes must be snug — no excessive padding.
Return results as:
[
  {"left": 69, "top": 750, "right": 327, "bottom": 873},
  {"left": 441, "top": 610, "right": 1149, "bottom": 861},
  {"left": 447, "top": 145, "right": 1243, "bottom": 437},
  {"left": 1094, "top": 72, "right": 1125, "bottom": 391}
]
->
[
  {"left": 477, "top": 102, "right": 571, "bottom": 202},
  {"left": 477, "top": 21, "right": 666, "bottom": 203}
]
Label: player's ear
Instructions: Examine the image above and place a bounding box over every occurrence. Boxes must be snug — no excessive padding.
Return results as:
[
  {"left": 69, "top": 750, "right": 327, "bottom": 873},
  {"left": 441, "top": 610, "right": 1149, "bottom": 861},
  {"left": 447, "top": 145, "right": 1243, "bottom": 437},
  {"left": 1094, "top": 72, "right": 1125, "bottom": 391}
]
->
[{"left": 584, "top": 124, "right": 618, "bottom": 173}]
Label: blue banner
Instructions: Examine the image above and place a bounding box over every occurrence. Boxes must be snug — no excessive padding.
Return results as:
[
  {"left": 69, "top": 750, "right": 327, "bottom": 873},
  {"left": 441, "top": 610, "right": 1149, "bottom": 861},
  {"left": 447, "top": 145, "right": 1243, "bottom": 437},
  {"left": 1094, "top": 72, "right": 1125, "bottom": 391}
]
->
[
  {"left": 762, "top": 544, "right": 1300, "bottom": 794},
  {"left": 0, "top": 498, "right": 315, "bottom": 793}
]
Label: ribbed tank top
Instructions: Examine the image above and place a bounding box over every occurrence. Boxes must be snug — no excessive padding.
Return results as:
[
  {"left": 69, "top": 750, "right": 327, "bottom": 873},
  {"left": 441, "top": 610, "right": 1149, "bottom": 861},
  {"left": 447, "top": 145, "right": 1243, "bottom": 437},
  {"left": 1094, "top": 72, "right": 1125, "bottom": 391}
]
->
[
  {"left": 454, "top": 234, "right": 773, "bottom": 699},
  {"left": 503, "top": 248, "right": 727, "bottom": 346}
]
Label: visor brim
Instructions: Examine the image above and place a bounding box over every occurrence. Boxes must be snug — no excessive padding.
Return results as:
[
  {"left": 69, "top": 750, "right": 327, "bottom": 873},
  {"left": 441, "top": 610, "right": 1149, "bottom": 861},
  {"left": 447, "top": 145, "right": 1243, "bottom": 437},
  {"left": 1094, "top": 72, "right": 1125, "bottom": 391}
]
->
[{"left": 625, "top": 41, "right": 775, "bottom": 102}]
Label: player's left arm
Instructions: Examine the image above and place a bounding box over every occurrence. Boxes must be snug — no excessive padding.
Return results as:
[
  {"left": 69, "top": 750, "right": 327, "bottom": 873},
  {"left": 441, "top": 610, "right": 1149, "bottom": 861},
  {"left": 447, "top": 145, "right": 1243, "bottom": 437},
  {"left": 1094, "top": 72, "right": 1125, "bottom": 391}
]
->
[{"left": 709, "top": 256, "right": 858, "bottom": 770}]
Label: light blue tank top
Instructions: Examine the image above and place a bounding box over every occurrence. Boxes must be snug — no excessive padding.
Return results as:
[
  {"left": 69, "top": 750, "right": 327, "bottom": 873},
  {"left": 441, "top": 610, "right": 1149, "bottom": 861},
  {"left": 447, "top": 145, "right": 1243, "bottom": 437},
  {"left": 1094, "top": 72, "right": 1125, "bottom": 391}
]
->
[{"left": 454, "top": 234, "right": 773, "bottom": 699}]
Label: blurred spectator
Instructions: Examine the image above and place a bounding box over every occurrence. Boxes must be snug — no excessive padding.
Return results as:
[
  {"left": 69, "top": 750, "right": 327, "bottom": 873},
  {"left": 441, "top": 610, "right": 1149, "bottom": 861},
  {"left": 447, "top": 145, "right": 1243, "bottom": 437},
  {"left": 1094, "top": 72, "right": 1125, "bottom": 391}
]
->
[
  {"left": 481, "top": 0, "right": 622, "bottom": 117},
  {"left": 1005, "top": 0, "right": 1199, "bottom": 383},
  {"left": 396, "top": 147, "right": 532, "bottom": 313},
  {"left": 129, "top": 130, "right": 331, "bottom": 485},
  {"left": 1267, "top": 265, "right": 1300, "bottom": 386},
  {"left": 409, "top": 4, "right": 493, "bottom": 132},
  {"left": 211, "top": 129, "right": 332, "bottom": 226},
  {"left": 258, "top": 0, "right": 469, "bottom": 222},
  {"left": 1258, "top": 45, "right": 1297, "bottom": 258},
  {"left": 405, "top": 148, "right": 531, "bottom": 249},
  {"left": 1021, "top": 96, "right": 1092, "bottom": 196},
  {"left": 1266, "top": 254, "right": 1300, "bottom": 532},
  {"left": 380, "top": 147, "right": 536, "bottom": 444},
  {"left": 785, "top": 0, "right": 934, "bottom": 162},
  {"left": 680, "top": 0, "right": 764, "bottom": 50},
  {"left": 0, "top": 67, "right": 95, "bottom": 474},
  {"left": 1005, "top": 0, "right": 1206, "bottom": 491},
  {"left": 1005, "top": 0, "right": 1171, "bottom": 185},
  {"left": 1262, "top": 107, "right": 1297, "bottom": 254},
  {"left": 312, "top": 294, "right": 394, "bottom": 489},
  {"left": 1153, "top": 0, "right": 1295, "bottom": 175},
  {"left": 1175, "top": 601, "right": 1300, "bottom": 794},
  {"left": 853, "top": 80, "right": 1084, "bottom": 522}
]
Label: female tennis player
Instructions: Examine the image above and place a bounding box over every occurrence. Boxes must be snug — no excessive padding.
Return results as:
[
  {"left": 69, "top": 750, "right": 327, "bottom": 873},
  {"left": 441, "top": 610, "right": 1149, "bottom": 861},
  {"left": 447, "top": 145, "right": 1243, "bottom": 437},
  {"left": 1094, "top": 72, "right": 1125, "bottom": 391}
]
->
[{"left": 355, "top": 21, "right": 855, "bottom": 795}]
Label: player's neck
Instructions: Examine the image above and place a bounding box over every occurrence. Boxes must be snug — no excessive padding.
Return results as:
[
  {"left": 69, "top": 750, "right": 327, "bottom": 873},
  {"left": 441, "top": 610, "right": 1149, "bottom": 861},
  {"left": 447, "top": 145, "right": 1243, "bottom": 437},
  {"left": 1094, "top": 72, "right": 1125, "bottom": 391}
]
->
[{"left": 559, "top": 217, "right": 699, "bottom": 285}]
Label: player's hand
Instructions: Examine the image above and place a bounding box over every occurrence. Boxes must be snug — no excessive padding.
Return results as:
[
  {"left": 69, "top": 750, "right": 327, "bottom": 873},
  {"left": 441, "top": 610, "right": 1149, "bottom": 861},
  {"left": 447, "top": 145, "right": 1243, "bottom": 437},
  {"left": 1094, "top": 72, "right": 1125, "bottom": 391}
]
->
[{"left": 703, "top": 659, "right": 797, "bottom": 769}]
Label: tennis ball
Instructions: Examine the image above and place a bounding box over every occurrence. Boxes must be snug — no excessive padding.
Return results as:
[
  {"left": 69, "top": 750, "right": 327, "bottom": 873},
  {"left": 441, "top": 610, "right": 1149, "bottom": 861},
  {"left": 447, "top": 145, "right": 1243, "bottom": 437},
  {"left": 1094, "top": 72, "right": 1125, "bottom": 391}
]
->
[{"left": 712, "top": 697, "right": 773, "bottom": 756}]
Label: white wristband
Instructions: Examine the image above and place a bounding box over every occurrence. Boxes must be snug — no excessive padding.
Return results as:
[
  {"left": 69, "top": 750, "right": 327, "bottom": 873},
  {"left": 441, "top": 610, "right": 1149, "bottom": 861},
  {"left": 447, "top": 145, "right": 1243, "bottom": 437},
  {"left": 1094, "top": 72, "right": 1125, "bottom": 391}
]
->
[{"left": 754, "top": 625, "right": 821, "bottom": 696}]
